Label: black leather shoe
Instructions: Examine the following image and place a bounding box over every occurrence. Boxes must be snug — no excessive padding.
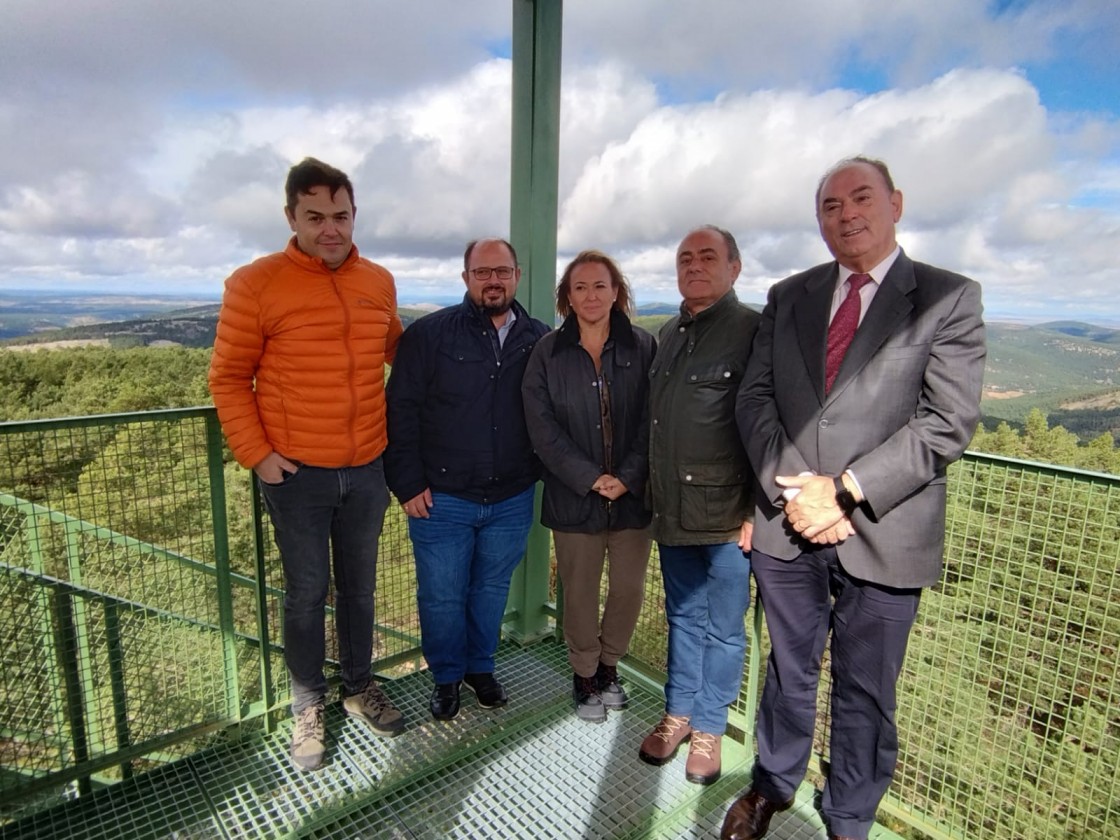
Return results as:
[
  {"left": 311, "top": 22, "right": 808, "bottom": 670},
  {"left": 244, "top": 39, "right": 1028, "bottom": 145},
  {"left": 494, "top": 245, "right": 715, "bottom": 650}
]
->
[
  {"left": 430, "top": 682, "right": 461, "bottom": 721},
  {"left": 463, "top": 672, "right": 508, "bottom": 708},
  {"left": 720, "top": 788, "right": 792, "bottom": 840}
]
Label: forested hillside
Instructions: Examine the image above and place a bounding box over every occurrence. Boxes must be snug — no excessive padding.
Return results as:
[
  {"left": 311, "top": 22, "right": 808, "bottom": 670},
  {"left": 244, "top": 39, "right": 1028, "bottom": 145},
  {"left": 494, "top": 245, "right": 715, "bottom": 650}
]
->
[
  {"left": 1, "top": 344, "right": 1117, "bottom": 475},
  {"left": 0, "top": 347, "right": 212, "bottom": 420}
]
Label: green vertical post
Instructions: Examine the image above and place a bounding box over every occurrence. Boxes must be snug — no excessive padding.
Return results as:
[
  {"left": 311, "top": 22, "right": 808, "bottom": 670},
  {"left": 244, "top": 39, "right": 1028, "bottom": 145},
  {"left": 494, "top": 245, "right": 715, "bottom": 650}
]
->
[
  {"left": 53, "top": 592, "right": 92, "bottom": 796},
  {"left": 103, "top": 602, "right": 134, "bottom": 780},
  {"left": 251, "top": 478, "right": 277, "bottom": 731},
  {"left": 205, "top": 413, "right": 241, "bottom": 720},
  {"left": 26, "top": 511, "right": 70, "bottom": 778},
  {"left": 506, "top": 0, "right": 563, "bottom": 645},
  {"left": 63, "top": 525, "right": 105, "bottom": 758}
]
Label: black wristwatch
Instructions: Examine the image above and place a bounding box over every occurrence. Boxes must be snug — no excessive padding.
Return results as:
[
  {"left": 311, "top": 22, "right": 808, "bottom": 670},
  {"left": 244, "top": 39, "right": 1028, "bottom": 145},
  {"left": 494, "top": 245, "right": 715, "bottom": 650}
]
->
[{"left": 833, "top": 475, "right": 857, "bottom": 514}]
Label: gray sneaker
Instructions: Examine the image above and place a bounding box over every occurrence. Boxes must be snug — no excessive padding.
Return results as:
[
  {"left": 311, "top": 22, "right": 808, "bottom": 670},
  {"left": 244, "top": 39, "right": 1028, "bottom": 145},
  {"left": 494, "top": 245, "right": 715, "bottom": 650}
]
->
[
  {"left": 290, "top": 702, "right": 326, "bottom": 771},
  {"left": 343, "top": 681, "right": 405, "bottom": 736},
  {"left": 573, "top": 673, "right": 607, "bottom": 723},
  {"left": 596, "top": 662, "right": 627, "bottom": 709}
]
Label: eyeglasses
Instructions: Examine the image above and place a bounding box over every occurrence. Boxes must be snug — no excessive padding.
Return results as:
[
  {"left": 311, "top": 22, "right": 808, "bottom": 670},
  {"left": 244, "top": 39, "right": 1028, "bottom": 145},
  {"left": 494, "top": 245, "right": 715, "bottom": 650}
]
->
[{"left": 470, "top": 266, "right": 515, "bottom": 280}]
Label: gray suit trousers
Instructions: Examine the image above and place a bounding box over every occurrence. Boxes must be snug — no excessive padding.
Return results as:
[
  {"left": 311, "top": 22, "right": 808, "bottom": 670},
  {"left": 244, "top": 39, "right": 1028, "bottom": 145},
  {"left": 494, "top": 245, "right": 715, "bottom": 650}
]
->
[{"left": 750, "top": 548, "right": 921, "bottom": 839}]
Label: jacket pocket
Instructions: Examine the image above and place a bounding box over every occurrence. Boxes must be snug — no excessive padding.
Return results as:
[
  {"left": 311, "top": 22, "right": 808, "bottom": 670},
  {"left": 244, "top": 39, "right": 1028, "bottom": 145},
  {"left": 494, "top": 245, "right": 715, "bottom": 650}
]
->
[
  {"left": 542, "top": 483, "right": 596, "bottom": 529},
  {"left": 683, "top": 359, "right": 742, "bottom": 389},
  {"left": 678, "top": 461, "right": 748, "bottom": 532}
]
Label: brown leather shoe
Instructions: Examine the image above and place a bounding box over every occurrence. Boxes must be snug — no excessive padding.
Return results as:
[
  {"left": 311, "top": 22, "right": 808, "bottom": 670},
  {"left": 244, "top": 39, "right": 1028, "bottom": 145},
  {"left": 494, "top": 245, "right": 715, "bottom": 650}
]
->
[
  {"left": 720, "top": 788, "right": 792, "bottom": 840},
  {"left": 638, "top": 714, "right": 691, "bottom": 765},
  {"left": 684, "top": 730, "right": 721, "bottom": 784}
]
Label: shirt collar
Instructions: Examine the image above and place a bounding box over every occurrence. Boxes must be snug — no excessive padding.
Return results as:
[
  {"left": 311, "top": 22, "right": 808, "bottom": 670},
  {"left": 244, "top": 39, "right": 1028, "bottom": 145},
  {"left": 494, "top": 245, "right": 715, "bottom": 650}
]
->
[{"left": 837, "top": 245, "right": 900, "bottom": 289}]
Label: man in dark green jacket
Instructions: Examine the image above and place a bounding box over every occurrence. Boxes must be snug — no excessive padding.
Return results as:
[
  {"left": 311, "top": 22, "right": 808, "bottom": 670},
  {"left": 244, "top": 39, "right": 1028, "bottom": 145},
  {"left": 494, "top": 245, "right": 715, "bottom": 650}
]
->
[{"left": 638, "top": 226, "right": 760, "bottom": 786}]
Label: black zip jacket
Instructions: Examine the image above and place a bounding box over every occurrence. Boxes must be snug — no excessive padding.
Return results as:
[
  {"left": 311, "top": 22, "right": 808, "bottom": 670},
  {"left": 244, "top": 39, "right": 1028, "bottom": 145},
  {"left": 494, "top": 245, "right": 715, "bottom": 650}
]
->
[
  {"left": 385, "top": 295, "right": 549, "bottom": 505},
  {"left": 522, "top": 310, "right": 656, "bottom": 533}
]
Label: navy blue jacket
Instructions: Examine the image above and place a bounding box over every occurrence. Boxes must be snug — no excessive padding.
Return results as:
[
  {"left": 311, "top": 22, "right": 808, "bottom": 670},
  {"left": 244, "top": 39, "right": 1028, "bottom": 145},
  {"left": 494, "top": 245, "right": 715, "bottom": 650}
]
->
[{"left": 385, "top": 295, "right": 550, "bottom": 505}]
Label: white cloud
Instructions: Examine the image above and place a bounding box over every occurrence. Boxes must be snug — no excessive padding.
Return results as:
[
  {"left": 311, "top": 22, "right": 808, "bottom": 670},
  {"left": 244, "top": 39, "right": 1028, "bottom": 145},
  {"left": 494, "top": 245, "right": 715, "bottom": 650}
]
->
[{"left": 0, "top": 0, "right": 1116, "bottom": 321}]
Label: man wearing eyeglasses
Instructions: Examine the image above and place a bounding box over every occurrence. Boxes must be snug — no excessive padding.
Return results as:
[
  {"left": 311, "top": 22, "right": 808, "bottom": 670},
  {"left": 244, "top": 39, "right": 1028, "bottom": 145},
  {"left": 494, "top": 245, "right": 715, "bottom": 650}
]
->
[{"left": 385, "top": 238, "right": 549, "bottom": 721}]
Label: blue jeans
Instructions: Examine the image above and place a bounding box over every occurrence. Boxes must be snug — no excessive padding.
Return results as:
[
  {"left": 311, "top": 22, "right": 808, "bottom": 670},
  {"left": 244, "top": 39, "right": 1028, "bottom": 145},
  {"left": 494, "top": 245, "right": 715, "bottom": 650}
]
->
[
  {"left": 658, "top": 542, "right": 751, "bottom": 734},
  {"left": 259, "top": 458, "right": 390, "bottom": 714},
  {"left": 409, "top": 487, "right": 535, "bottom": 684}
]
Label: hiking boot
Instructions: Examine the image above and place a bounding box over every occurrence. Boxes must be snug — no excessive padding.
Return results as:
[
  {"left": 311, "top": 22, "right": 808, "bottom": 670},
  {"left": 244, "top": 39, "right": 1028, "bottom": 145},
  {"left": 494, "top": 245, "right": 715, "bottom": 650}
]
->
[
  {"left": 463, "top": 672, "right": 508, "bottom": 709},
  {"left": 430, "top": 682, "right": 461, "bottom": 721},
  {"left": 573, "top": 673, "right": 607, "bottom": 723},
  {"left": 343, "top": 680, "right": 405, "bottom": 737},
  {"left": 638, "top": 713, "right": 691, "bottom": 765},
  {"left": 595, "top": 661, "right": 627, "bottom": 709},
  {"left": 685, "top": 730, "right": 721, "bottom": 784},
  {"left": 290, "top": 702, "right": 326, "bottom": 771}
]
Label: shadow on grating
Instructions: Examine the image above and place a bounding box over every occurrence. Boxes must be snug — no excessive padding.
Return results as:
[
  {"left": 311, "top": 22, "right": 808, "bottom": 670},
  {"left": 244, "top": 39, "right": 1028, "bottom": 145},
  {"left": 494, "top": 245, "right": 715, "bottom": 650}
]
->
[{"left": 0, "top": 638, "right": 896, "bottom": 840}]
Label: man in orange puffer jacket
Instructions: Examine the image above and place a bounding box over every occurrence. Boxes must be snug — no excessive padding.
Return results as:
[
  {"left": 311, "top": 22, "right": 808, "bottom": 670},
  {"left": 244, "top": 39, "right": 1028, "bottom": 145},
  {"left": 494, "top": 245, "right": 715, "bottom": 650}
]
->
[{"left": 209, "top": 158, "right": 405, "bottom": 772}]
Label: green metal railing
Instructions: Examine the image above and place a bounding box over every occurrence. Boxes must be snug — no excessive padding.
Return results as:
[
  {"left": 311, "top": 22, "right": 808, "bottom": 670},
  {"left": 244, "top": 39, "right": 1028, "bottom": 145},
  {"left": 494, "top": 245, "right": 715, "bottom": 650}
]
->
[
  {"left": 0, "top": 408, "right": 423, "bottom": 821},
  {"left": 1, "top": 408, "right": 1117, "bottom": 837}
]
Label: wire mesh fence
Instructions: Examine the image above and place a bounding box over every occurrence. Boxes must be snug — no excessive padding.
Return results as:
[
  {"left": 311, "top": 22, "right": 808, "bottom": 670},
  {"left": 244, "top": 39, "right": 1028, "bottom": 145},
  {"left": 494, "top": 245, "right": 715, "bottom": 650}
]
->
[
  {"left": 0, "top": 408, "right": 422, "bottom": 822},
  {"left": 878, "top": 455, "right": 1120, "bottom": 839}
]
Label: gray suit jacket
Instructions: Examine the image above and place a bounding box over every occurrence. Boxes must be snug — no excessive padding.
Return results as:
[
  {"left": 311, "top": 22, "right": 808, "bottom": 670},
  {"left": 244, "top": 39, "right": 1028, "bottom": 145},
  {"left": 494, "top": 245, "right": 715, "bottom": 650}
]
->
[{"left": 736, "top": 250, "right": 986, "bottom": 588}]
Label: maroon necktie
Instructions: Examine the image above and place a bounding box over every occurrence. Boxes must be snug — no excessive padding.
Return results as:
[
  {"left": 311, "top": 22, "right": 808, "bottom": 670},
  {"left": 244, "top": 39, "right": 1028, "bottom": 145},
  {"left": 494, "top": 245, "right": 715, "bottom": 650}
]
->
[{"left": 825, "top": 273, "right": 872, "bottom": 393}]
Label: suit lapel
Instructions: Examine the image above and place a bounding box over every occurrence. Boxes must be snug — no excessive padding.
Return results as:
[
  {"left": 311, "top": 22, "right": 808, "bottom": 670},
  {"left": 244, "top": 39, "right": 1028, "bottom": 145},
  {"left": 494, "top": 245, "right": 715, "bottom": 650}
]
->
[
  {"left": 795, "top": 264, "right": 838, "bottom": 403},
  {"left": 825, "top": 253, "right": 916, "bottom": 402}
]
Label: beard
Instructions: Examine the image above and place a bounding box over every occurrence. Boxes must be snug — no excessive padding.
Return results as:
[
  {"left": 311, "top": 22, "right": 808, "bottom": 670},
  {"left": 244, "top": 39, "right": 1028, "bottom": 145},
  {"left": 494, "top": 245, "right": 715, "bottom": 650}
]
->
[{"left": 479, "top": 286, "right": 512, "bottom": 317}]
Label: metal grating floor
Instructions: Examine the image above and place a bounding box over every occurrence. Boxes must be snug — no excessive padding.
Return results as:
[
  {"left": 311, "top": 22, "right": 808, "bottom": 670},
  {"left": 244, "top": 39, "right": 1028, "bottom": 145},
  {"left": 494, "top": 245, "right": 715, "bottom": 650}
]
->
[{"left": 1, "top": 640, "right": 902, "bottom": 840}]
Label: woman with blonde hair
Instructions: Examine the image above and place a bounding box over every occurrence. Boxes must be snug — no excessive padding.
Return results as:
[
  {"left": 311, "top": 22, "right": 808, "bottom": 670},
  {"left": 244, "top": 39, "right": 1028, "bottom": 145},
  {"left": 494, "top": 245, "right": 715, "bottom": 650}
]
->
[{"left": 522, "top": 250, "right": 656, "bottom": 722}]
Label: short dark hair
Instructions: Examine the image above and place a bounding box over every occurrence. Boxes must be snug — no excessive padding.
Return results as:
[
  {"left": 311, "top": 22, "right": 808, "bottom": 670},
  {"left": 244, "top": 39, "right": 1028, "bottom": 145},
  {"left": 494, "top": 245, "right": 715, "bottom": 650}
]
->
[
  {"left": 815, "top": 155, "right": 896, "bottom": 209},
  {"left": 556, "top": 250, "right": 634, "bottom": 318},
  {"left": 285, "top": 157, "right": 355, "bottom": 213},
  {"left": 463, "top": 238, "right": 519, "bottom": 270},
  {"left": 692, "top": 225, "right": 741, "bottom": 264}
]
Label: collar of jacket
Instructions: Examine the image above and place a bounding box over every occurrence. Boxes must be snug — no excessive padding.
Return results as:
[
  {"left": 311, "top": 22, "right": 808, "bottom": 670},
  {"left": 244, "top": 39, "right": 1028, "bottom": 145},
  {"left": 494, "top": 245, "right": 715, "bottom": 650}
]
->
[
  {"left": 284, "top": 236, "right": 360, "bottom": 273},
  {"left": 552, "top": 308, "right": 636, "bottom": 355},
  {"left": 678, "top": 288, "right": 740, "bottom": 325}
]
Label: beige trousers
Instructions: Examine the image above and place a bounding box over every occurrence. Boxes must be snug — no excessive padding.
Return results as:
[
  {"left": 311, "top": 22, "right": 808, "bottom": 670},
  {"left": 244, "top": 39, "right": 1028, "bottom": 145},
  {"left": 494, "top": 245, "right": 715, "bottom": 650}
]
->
[{"left": 554, "top": 528, "right": 652, "bottom": 677}]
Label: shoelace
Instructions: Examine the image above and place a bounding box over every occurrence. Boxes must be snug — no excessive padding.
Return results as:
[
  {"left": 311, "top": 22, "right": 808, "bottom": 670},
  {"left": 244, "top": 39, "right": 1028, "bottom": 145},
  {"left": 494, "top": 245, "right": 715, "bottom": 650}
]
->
[
  {"left": 294, "top": 706, "right": 324, "bottom": 741},
  {"left": 361, "top": 684, "right": 389, "bottom": 711},
  {"left": 690, "top": 732, "right": 717, "bottom": 758},
  {"left": 651, "top": 714, "right": 690, "bottom": 743}
]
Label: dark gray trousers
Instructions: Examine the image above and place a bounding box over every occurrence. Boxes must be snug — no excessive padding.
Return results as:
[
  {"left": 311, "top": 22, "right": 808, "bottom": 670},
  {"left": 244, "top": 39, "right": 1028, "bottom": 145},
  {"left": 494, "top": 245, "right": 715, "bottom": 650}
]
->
[{"left": 750, "top": 547, "right": 921, "bottom": 840}]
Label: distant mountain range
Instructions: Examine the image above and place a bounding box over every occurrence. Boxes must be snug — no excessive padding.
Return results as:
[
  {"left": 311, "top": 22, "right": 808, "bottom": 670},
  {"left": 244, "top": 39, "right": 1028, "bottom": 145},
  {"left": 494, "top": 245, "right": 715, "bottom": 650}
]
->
[{"left": 2, "top": 292, "right": 1118, "bottom": 439}]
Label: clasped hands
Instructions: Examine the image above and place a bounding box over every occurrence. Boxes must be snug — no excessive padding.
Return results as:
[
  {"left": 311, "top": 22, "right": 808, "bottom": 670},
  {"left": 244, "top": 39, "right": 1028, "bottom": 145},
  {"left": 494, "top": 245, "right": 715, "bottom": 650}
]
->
[
  {"left": 591, "top": 474, "right": 628, "bottom": 501},
  {"left": 777, "top": 474, "right": 856, "bottom": 545}
]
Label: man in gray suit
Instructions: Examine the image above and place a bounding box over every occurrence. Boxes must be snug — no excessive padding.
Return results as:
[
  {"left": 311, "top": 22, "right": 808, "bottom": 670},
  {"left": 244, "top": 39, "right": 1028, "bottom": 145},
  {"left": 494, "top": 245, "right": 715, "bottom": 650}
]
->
[{"left": 723, "top": 157, "right": 985, "bottom": 840}]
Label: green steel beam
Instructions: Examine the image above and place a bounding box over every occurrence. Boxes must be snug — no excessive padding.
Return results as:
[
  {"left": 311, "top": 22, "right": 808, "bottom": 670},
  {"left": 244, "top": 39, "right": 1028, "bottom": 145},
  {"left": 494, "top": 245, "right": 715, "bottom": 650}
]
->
[
  {"left": 62, "top": 525, "right": 106, "bottom": 760},
  {"left": 505, "top": 0, "right": 563, "bottom": 646},
  {"left": 205, "top": 412, "right": 241, "bottom": 723},
  {"left": 0, "top": 491, "right": 269, "bottom": 595},
  {"left": 250, "top": 479, "right": 277, "bottom": 730},
  {"left": 510, "top": 0, "right": 562, "bottom": 324},
  {"left": 102, "top": 603, "right": 134, "bottom": 781},
  {"left": 51, "top": 592, "right": 92, "bottom": 796},
  {"left": 22, "top": 510, "right": 70, "bottom": 790}
]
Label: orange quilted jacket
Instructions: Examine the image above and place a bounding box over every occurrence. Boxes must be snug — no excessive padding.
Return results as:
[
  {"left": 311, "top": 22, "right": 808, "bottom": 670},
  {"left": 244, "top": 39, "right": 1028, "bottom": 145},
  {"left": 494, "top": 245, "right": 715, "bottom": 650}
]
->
[{"left": 209, "top": 238, "right": 403, "bottom": 469}]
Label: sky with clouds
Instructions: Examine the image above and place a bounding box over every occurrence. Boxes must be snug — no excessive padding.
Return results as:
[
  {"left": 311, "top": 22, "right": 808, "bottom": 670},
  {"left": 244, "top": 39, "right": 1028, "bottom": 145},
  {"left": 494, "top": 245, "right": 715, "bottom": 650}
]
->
[{"left": 2, "top": 0, "right": 1118, "bottom": 322}]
